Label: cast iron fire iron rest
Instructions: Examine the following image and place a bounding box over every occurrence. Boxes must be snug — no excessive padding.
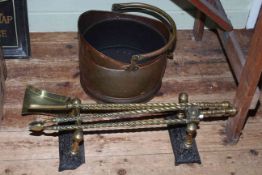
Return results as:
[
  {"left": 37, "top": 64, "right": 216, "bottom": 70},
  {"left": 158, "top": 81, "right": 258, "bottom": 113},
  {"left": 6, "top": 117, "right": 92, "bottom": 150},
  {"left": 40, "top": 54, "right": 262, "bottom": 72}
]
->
[{"left": 22, "top": 86, "right": 237, "bottom": 171}]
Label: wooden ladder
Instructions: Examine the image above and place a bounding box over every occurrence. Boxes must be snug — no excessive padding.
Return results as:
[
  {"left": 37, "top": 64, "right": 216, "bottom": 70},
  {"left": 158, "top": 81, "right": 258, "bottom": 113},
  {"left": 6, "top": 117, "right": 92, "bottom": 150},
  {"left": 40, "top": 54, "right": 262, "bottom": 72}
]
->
[{"left": 188, "top": 0, "right": 262, "bottom": 143}]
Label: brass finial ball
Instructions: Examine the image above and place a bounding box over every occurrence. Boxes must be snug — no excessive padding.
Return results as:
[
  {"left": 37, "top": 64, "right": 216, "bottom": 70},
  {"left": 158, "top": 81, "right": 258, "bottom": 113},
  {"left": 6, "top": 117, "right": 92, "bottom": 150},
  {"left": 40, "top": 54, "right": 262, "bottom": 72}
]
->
[
  {"left": 186, "top": 123, "right": 197, "bottom": 132},
  {"left": 72, "top": 98, "right": 81, "bottom": 105},
  {"left": 29, "top": 121, "right": 45, "bottom": 132},
  {"left": 179, "top": 92, "right": 188, "bottom": 103},
  {"left": 73, "top": 129, "right": 84, "bottom": 143},
  {"left": 71, "top": 129, "right": 84, "bottom": 155}
]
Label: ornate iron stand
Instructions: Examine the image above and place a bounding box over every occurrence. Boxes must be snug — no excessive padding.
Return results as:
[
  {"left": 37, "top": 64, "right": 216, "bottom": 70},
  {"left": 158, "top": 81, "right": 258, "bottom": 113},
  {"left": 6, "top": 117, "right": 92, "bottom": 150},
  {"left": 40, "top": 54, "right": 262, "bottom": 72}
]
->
[{"left": 168, "top": 93, "right": 201, "bottom": 164}]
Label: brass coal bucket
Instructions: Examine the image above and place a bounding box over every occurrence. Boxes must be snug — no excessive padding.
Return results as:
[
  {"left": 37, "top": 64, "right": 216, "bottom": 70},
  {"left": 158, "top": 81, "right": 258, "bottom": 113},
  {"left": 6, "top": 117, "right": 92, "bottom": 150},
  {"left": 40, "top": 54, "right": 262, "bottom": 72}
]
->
[{"left": 78, "top": 3, "right": 176, "bottom": 103}]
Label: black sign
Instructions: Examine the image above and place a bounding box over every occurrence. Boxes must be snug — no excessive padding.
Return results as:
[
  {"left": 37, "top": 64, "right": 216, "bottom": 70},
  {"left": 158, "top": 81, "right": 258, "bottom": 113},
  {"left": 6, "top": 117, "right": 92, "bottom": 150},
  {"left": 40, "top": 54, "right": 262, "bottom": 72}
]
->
[{"left": 0, "top": 0, "right": 30, "bottom": 58}]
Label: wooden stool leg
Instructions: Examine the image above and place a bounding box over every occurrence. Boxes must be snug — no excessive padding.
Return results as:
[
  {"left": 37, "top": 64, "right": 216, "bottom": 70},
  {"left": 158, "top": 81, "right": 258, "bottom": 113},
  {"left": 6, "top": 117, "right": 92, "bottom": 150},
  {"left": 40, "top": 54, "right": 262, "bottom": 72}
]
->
[
  {"left": 193, "top": 10, "right": 206, "bottom": 41},
  {"left": 226, "top": 16, "right": 262, "bottom": 143}
]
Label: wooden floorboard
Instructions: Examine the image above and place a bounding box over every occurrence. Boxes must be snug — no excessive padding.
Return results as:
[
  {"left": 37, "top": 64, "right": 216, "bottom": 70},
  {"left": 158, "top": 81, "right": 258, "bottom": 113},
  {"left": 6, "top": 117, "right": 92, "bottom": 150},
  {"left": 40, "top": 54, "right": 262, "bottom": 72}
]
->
[
  {"left": 1, "top": 30, "right": 261, "bottom": 175},
  {"left": 0, "top": 123, "right": 262, "bottom": 160},
  {"left": 0, "top": 150, "right": 261, "bottom": 175}
]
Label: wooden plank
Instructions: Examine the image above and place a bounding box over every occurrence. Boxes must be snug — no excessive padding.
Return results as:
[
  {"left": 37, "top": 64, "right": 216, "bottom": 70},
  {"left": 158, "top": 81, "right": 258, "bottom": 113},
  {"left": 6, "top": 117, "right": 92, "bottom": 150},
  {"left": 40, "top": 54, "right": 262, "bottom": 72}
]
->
[
  {"left": 0, "top": 120, "right": 261, "bottom": 174},
  {"left": 217, "top": 31, "right": 245, "bottom": 80},
  {"left": 23, "top": 30, "right": 249, "bottom": 64},
  {"left": 30, "top": 32, "right": 78, "bottom": 43},
  {"left": 188, "top": 0, "right": 233, "bottom": 31},
  {"left": 29, "top": 30, "right": 250, "bottom": 45},
  {"left": 0, "top": 149, "right": 262, "bottom": 175},
  {"left": 217, "top": 30, "right": 260, "bottom": 109},
  {"left": 0, "top": 122, "right": 262, "bottom": 160},
  {"left": 193, "top": 10, "right": 206, "bottom": 41},
  {"left": 27, "top": 32, "right": 226, "bottom": 62},
  {"left": 8, "top": 59, "right": 229, "bottom": 83},
  {"left": 3, "top": 77, "right": 236, "bottom": 106},
  {"left": 226, "top": 14, "right": 262, "bottom": 143}
]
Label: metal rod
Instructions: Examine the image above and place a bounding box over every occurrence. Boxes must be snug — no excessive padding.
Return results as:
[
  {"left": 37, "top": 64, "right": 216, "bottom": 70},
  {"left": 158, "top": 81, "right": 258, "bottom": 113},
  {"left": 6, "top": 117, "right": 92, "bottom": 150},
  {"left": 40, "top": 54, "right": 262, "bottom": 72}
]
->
[
  {"left": 29, "top": 107, "right": 237, "bottom": 132},
  {"left": 51, "top": 107, "right": 237, "bottom": 123},
  {"left": 28, "top": 101, "right": 232, "bottom": 112},
  {"left": 45, "top": 118, "right": 191, "bottom": 131}
]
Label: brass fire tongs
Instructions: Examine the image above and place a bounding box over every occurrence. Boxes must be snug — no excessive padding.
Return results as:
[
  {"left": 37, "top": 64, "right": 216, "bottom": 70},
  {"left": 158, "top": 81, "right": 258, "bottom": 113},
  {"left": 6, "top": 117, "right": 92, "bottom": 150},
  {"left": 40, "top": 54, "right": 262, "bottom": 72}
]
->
[{"left": 22, "top": 86, "right": 237, "bottom": 154}]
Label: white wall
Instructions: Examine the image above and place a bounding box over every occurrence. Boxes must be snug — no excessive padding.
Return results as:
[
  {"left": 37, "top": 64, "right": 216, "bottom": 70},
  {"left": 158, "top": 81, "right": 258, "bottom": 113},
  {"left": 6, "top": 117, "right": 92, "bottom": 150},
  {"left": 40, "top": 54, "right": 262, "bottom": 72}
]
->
[{"left": 27, "top": 0, "right": 254, "bottom": 32}]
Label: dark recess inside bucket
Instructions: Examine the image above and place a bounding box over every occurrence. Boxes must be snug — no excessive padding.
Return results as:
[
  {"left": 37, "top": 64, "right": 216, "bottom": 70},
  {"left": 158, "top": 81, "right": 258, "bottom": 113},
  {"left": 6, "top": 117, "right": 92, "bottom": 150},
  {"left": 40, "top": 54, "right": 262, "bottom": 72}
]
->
[{"left": 84, "top": 19, "right": 167, "bottom": 63}]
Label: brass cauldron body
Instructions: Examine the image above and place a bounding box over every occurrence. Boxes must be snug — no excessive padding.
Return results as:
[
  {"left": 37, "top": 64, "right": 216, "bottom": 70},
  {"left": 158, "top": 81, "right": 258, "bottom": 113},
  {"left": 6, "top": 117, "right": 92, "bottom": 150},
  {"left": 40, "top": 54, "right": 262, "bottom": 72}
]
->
[{"left": 78, "top": 3, "right": 176, "bottom": 103}]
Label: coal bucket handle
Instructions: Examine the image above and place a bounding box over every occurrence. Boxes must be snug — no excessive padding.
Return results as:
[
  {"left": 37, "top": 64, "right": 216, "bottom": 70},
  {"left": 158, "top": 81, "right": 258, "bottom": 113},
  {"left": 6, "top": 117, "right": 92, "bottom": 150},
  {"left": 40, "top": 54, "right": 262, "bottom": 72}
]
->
[{"left": 112, "top": 3, "right": 176, "bottom": 71}]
